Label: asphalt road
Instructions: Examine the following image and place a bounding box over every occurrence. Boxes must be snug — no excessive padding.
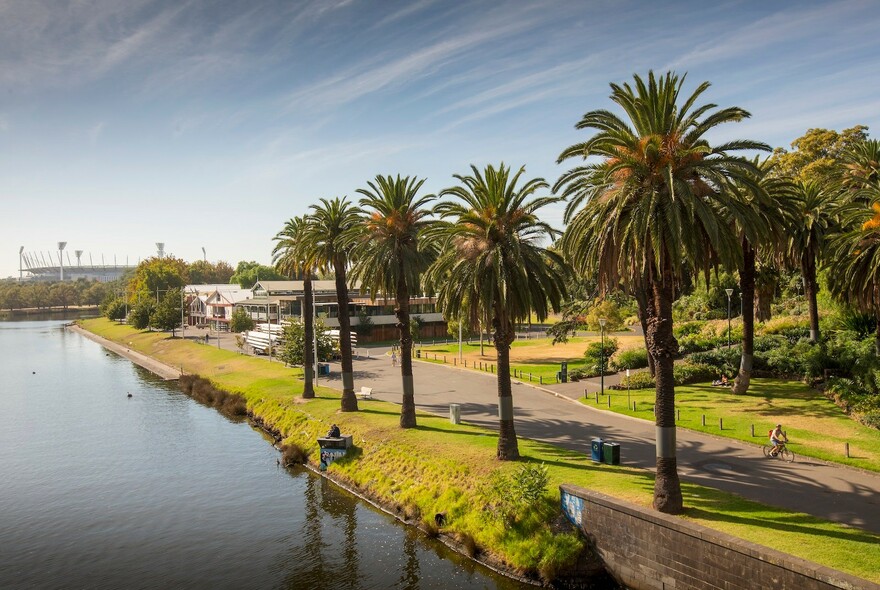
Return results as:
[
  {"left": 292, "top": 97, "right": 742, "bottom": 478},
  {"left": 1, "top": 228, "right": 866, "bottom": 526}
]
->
[{"left": 317, "top": 348, "right": 880, "bottom": 535}]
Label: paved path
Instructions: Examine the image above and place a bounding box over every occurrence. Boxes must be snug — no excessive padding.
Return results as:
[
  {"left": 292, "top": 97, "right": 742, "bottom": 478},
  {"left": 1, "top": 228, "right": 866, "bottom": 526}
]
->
[{"left": 318, "top": 350, "right": 880, "bottom": 535}]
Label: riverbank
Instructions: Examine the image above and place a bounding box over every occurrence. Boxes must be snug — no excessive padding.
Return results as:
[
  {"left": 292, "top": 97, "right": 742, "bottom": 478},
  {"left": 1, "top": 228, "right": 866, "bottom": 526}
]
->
[
  {"left": 69, "top": 324, "right": 181, "bottom": 380},
  {"left": 75, "top": 318, "right": 880, "bottom": 586}
]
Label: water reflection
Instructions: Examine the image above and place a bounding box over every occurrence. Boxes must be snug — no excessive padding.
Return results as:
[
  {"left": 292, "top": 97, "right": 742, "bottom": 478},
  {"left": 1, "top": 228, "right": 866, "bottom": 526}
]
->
[{"left": 1, "top": 320, "right": 547, "bottom": 589}]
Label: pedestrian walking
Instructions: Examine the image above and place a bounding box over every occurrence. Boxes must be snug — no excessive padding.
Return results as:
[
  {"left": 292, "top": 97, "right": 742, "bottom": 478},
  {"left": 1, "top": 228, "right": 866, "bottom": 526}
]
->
[{"left": 391, "top": 350, "right": 398, "bottom": 367}]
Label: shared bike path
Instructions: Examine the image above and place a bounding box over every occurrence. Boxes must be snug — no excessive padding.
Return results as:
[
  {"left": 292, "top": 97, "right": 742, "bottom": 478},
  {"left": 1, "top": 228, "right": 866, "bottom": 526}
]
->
[{"left": 320, "top": 350, "right": 880, "bottom": 535}]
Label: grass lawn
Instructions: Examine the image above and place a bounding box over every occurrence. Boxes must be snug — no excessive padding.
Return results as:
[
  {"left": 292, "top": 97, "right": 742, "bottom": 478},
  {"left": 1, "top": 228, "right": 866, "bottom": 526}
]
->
[
  {"left": 78, "top": 318, "right": 880, "bottom": 583},
  {"left": 419, "top": 333, "right": 643, "bottom": 382}
]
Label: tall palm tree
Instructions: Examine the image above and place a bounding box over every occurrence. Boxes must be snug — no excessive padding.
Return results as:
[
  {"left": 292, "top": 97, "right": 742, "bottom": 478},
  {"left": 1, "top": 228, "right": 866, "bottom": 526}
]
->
[
  {"left": 828, "top": 183, "right": 880, "bottom": 353},
  {"left": 429, "top": 164, "right": 566, "bottom": 460},
  {"left": 842, "top": 139, "right": 880, "bottom": 192},
  {"left": 788, "top": 181, "right": 841, "bottom": 343},
  {"left": 557, "top": 71, "right": 767, "bottom": 514},
  {"left": 303, "top": 197, "right": 363, "bottom": 412},
  {"left": 272, "top": 216, "right": 316, "bottom": 398},
  {"left": 729, "top": 161, "right": 798, "bottom": 395},
  {"left": 351, "top": 175, "right": 436, "bottom": 428}
]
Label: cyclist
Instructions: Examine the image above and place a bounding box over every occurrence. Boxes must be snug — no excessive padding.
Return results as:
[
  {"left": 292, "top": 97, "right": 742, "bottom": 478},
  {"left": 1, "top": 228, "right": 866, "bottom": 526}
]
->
[{"left": 769, "top": 424, "right": 788, "bottom": 457}]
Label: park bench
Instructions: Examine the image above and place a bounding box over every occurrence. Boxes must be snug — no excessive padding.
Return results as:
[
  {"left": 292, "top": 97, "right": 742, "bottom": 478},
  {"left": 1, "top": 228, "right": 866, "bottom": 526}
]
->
[{"left": 356, "top": 386, "right": 373, "bottom": 400}]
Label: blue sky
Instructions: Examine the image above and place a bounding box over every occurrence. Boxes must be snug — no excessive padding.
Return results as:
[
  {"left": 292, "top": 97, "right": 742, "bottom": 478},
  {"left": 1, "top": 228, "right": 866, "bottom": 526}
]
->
[{"left": 2, "top": 0, "right": 879, "bottom": 278}]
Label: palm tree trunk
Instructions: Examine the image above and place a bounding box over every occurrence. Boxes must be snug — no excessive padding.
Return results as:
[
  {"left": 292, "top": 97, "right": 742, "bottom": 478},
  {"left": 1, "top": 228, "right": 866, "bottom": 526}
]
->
[
  {"left": 802, "top": 253, "right": 820, "bottom": 343},
  {"left": 334, "top": 257, "right": 358, "bottom": 412},
  {"left": 733, "top": 240, "right": 755, "bottom": 395},
  {"left": 494, "top": 312, "right": 519, "bottom": 460},
  {"left": 302, "top": 270, "right": 315, "bottom": 399},
  {"left": 397, "top": 272, "right": 417, "bottom": 428},
  {"left": 633, "top": 286, "right": 656, "bottom": 376},
  {"left": 646, "top": 259, "right": 683, "bottom": 514}
]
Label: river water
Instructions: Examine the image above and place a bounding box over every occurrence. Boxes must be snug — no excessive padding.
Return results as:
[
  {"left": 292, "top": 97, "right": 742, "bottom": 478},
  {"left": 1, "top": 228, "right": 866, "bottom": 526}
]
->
[{"left": 0, "top": 320, "right": 541, "bottom": 589}]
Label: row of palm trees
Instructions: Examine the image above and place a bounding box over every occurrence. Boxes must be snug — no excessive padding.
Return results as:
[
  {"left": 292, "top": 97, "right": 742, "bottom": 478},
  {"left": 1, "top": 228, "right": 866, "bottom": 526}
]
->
[{"left": 271, "top": 70, "right": 880, "bottom": 515}]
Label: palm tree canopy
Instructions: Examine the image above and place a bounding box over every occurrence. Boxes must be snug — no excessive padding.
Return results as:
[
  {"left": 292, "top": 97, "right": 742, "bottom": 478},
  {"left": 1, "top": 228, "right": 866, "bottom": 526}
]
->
[
  {"left": 350, "top": 175, "right": 437, "bottom": 299},
  {"left": 843, "top": 138, "right": 880, "bottom": 191},
  {"left": 787, "top": 180, "right": 841, "bottom": 268},
  {"left": 556, "top": 71, "right": 769, "bottom": 289},
  {"left": 430, "top": 164, "right": 566, "bottom": 334},
  {"left": 272, "top": 216, "right": 311, "bottom": 278},
  {"left": 828, "top": 186, "right": 880, "bottom": 312},
  {"left": 301, "top": 197, "right": 362, "bottom": 273}
]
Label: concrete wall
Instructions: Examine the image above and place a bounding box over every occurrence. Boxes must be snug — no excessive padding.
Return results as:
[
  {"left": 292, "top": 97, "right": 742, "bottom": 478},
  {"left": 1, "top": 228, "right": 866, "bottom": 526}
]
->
[{"left": 559, "top": 484, "right": 877, "bottom": 590}]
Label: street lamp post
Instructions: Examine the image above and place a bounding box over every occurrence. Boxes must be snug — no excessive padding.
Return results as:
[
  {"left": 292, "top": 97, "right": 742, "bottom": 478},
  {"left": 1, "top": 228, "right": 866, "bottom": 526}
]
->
[
  {"left": 725, "top": 288, "right": 734, "bottom": 349},
  {"left": 18, "top": 246, "right": 24, "bottom": 282},
  {"left": 599, "top": 317, "right": 607, "bottom": 397}
]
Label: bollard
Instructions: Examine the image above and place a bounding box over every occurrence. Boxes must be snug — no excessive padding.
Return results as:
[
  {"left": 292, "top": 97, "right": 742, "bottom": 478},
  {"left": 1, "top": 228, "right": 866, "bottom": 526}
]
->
[
  {"left": 444, "top": 356, "right": 447, "bottom": 363},
  {"left": 607, "top": 395, "right": 611, "bottom": 408},
  {"left": 845, "top": 442, "right": 850, "bottom": 458},
  {"left": 454, "top": 358, "right": 457, "bottom": 366},
  {"left": 719, "top": 418, "right": 723, "bottom": 430},
  {"left": 449, "top": 403, "right": 461, "bottom": 425},
  {"left": 464, "top": 360, "right": 467, "bottom": 368},
  {"left": 529, "top": 372, "right": 532, "bottom": 381},
  {"left": 539, "top": 376, "right": 543, "bottom": 384},
  {"left": 750, "top": 424, "right": 754, "bottom": 437},
  {"left": 491, "top": 364, "right": 494, "bottom": 373},
  {"left": 584, "top": 388, "right": 587, "bottom": 398},
  {"left": 632, "top": 401, "right": 636, "bottom": 412},
  {"left": 701, "top": 414, "right": 706, "bottom": 426},
  {"left": 595, "top": 392, "right": 599, "bottom": 403},
  {"left": 676, "top": 409, "right": 680, "bottom": 421}
]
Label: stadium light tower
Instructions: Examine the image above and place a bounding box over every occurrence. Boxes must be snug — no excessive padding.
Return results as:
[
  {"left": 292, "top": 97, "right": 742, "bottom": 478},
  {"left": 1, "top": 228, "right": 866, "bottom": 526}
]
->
[
  {"left": 58, "top": 242, "right": 67, "bottom": 281},
  {"left": 75, "top": 250, "right": 83, "bottom": 266},
  {"left": 19, "top": 246, "right": 24, "bottom": 282},
  {"left": 201, "top": 246, "right": 206, "bottom": 262},
  {"left": 156, "top": 243, "right": 165, "bottom": 259}
]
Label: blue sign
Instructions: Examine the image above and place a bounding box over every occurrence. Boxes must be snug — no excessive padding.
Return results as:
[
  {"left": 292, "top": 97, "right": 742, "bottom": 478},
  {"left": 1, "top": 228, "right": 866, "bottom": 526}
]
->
[
  {"left": 560, "top": 490, "right": 584, "bottom": 530},
  {"left": 319, "top": 448, "right": 347, "bottom": 471}
]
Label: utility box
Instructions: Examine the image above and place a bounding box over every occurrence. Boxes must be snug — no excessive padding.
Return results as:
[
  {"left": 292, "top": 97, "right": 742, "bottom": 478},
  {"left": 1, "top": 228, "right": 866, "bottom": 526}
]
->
[
  {"left": 318, "top": 363, "right": 330, "bottom": 376},
  {"left": 449, "top": 403, "right": 461, "bottom": 424},
  {"left": 318, "top": 435, "right": 353, "bottom": 471},
  {"left": 603, "top": 441, "right": 620, "bottom": 465},
  {"left": 590, "top": 438, "right": 604, "bottom": 462}
]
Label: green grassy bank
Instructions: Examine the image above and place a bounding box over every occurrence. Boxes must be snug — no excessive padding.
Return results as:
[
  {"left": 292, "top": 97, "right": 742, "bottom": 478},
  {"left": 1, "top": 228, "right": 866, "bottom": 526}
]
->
[{"left": 79, "top": 318, "right": 880, "bottom": 584}]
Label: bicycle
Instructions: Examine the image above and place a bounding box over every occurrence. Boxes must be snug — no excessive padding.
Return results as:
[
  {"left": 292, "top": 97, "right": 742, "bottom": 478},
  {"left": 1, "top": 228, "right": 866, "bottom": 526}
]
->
[{"left": 762, "top": 441, "right": 795, "bottom": 463}]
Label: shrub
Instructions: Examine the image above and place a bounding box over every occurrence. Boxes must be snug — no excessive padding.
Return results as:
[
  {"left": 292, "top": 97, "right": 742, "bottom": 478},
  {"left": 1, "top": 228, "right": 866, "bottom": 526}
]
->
[
  {"left": 178, "top": 374, "right": 248, "bottom": 418},
  {"left": 484, "top": 463, "right": 549, "bottom": 526},
  {"left": 611, "top": 347, "right": 649, "bottom": 371},
  {"left": 280, "top": 442, "right": 309, "bottom": 465},
  {"left": 687, "top": 348, "right": 740, "bottom": 377},
  {"left": 827, "top": 374, "right": 880, "bottom": 430},
  {"left": 763, "top": 340, "right": 827, "bottom": 379},
  {"left": 620, "top": 369, "right": 655, "bottom": 390},
  {"left": 672, "top": 362, "right": 716, "bottom": 385},
  {"left": 677, "top": 334, "right": 716, "bottom": 354},
  {"left": 674, "top": 321, "right": 705, "bottom": 338},
  {"left": 759, "top": 316, "right": 808, "bottom": 336}
]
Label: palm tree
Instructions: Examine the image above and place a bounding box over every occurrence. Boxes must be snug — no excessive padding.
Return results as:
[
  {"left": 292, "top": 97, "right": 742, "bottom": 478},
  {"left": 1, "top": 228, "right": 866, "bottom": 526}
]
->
[
  {"left": 842, "top": 139, "right": 880, "bottom": 192},
  {"left": 351, "top": 175, "right": 436, "bottom": 428},
  {"left": 429, "top": 164, "right": 566, "bottom": 460},
  {"left": 729, "top": 161, "right": 798, "bottom": 394},
  {"left": 788, "top": 180, "right": 841, "bottom": 344},
  {"left": 303, "top": 197, "right": 363, "bottom": 412},
  {"left": 557, "top": 71, "right": 767, "bottom": 514},
  {"left": 828, "top": 183, "right": 880, "bottom": 353},
  {"left": 272, "top": 216, "right": 316, "bottom": 398}
]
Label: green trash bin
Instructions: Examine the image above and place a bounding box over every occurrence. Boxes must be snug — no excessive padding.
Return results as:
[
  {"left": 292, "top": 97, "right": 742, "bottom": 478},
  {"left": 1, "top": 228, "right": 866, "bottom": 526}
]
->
[{"left": 603, "top": 441, "right": 620, "bottom": 465}]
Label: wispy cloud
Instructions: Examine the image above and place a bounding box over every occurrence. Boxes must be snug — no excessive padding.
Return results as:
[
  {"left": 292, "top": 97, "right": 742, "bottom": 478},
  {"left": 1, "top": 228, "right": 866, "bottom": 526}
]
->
[{"left": 88, "top": 122, "right": 105, "bottom": 145}]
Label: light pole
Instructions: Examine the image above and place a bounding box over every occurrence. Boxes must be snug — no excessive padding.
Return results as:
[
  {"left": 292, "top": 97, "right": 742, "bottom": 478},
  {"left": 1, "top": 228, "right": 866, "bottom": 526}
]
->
[
  {"left": 626, "top": 368, "right": 631, "bottom": 410},
  {"left": 458, "top": 317, "right": 463, "bottom": 363},
  {"left": 19, "top": 246, "right": 23, "bottom": 282},
  {"left": 58, "top": 242, "right": 67, "bottom": 281},
  {"left": 599, "top": 317, "right": 607, "bottom": 397},
  {"left": 725, "top": 288, "right": 734, "bottom": 349}
]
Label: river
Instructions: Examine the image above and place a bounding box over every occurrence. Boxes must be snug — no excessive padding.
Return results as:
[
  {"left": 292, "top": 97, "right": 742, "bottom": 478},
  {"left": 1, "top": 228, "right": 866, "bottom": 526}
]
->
[{"left": 0, "top": 320, "right": 544, "bottom": 589}]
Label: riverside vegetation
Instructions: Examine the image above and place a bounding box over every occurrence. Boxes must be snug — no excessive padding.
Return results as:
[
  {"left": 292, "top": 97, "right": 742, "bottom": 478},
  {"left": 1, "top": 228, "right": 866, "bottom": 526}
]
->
[{"left": 80, "top": 318, "right": 880, "bottom": 584}]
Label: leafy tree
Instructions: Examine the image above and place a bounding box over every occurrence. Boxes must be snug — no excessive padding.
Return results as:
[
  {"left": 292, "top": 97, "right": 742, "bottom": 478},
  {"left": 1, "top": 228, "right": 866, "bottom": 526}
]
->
[
  {"left": 50, "top": 282, "right": 77, "bottom": 309},
  {"left": 102, "top": 297, "right": 127, "bottom": 321},
  {"left": 301, "top": 197, "right": 363, "bottom": 412},
  {"left": 128, "top": 300, "right": 154, "bottom": 330},
  {"left": 279, "top": 318, "right": 335, "bottom": 366},
  {"left": 229, "top": 260, "right": 285, "bottom": 288},
  {"left": 84, "top": 281, "right": 110, "bottom": 307},
  {"left": 353, "top": 308, "right": 373, "bottom": 336},
  {"left": 770, "top": 125, "right": 868, "bottom": 184},
  {"left": 352, "top": 175, "right": 436, "bottom": 428},
  {"left": 230, "top": 306, "right": 255, "bottom": 333},
  {"left": 430, "top": 164, "right": 566, "bottom": 460},
  {"left": 150, "top": 288, "right": 183, "bottom": 335},
  {"left": 187, "top": 260, "right": 235, "bottom": 284},
  {"left": 557, "top": 71, "right": 766, "bottom": 513},
  {"left": 273, "top": 216, "right": 318, "bottom": 398},
  {"left": 127, "top": 256, "right": 188, "bottom": 305}
]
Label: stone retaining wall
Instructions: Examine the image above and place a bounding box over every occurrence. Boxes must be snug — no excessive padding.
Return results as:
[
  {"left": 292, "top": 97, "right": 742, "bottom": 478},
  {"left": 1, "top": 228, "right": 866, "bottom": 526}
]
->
[{"left": 560, "top": 484, "right": 878, "bottom": 590}]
